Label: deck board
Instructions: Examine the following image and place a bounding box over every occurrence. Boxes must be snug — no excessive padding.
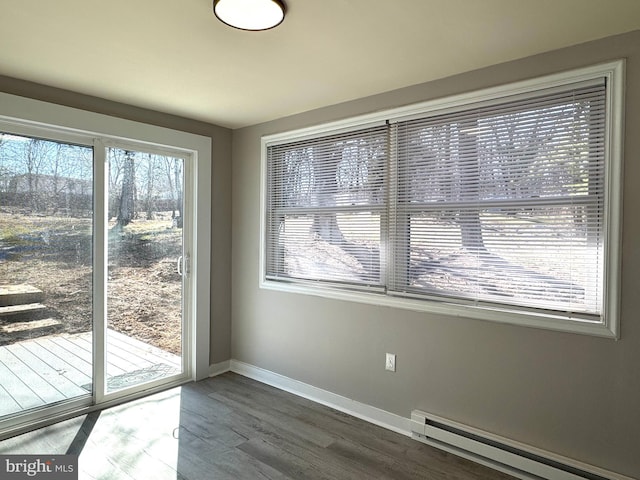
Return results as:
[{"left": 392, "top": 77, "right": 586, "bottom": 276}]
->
[
  {"left": 0, "top": 346, "right": 66, "bottom": 404},
  {"left": 0, "top": 330, "right": 181, "bottom": 419},
  {"left": 49, "top": 336, "right": 94, "bottom": 369},
  {"left": 34, "top": 337, "right": 96, "bottom": 378},
  {"left": 0, "top": 360, "right": 43, "bottom": 410},
  {"left": 19, "top": 339, "right": 92, "bottom": 388},
  {"left": 107, "top": 332, "right": 176, "bottom": 369},
  {"left": 0, "top": 384, "right": 21, "bottom": 417},
  {"left": 6, "top": 342, "right": 89, "bottom": 398},
  {"left": 106, "top": 341, "right": 155, "bottom": 373},
  {"left": 110, "top": 332, "right": 181, "bottom": 368}
]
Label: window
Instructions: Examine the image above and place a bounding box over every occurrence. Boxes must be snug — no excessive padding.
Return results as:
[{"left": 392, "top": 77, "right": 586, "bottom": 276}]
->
[
  {"left": 262, "top": 61, "right": 624, "bottom": 337},
  {"left": 265, "top": 125, "right": 387, "bottom": 288}
]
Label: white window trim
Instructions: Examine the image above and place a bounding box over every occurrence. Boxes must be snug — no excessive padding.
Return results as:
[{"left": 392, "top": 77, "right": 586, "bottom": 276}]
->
[{"left": 261, "top": 60, "right": 624, "bottom": 338}]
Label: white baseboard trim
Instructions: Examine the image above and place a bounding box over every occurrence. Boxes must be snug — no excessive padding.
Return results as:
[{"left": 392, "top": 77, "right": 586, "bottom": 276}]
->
[
  {"left": 208, "top": 360, "right": 231, "bottom": 377},
  {"left": 229, "top": 359, "right": 412, "bottom": 436},
  {"left": 222, "top": 359, "right": 635, "bottom": 480}
]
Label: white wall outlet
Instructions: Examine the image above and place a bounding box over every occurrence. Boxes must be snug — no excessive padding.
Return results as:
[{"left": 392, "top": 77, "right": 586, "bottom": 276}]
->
[{"left": 385, "top": 353, "right": 396, "bottom": 372}]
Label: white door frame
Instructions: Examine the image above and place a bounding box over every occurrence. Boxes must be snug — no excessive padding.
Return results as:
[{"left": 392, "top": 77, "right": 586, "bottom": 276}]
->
[{"left": 0, "top": 91, "right": 211, "bottom": 438}]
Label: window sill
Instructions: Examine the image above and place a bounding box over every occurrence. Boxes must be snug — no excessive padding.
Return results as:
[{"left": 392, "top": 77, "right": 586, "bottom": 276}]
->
[{"left": 260, "top": 278, "right": 617, "bottom": 339}]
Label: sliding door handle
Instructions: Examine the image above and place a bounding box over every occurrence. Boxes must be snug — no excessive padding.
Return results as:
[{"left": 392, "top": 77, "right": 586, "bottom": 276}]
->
[{"left": 177, "top": 254, "right": 190, "bottom": 277}]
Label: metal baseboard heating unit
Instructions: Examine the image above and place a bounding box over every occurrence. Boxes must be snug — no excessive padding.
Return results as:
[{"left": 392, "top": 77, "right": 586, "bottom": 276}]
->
[{"left": 410, "top": 410, "right": 630, "bottom": 480}]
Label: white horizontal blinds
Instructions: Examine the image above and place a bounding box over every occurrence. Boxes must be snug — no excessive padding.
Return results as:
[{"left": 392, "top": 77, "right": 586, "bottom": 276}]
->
[
  {"left": 391, "top": 81, "right": 606, "bottom": 317},
  {"left": 266, "top": 125, "right": 388, "bottom": 287}
]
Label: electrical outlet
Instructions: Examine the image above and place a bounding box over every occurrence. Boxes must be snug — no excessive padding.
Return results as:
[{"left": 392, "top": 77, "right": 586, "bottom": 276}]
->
[{"left": 385, "top": 353, "right": 396, "bottom": 372}]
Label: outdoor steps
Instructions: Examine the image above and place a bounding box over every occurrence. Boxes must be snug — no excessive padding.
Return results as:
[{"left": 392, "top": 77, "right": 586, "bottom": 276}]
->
[
  {"left": 0, "top": 285, "right": 51, "bottom": 323},
  {"left": 0, "top": 284, "right": 45, "bottom": 307},
  {"left": 0, "top": 302, "right": 48, "bottom": 321},
  {"left": 0, "top": 318, "right": 62, "bottom": 341}
]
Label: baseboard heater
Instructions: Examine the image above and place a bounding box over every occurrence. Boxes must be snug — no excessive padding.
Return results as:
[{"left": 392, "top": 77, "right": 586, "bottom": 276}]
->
[{"left": 410, "top": 410, "right": 621, "bottom": 480}]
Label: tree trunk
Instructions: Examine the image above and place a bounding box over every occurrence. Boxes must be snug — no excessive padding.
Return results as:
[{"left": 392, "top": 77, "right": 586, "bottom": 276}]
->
[
  {"left": 459, "top": 211, "right": 485, "bottom": 251},
  {"left": 310, "top": 147, "right": 344, "bottom": 244},
  {"left": 311, "top": 213, "right": 345, "bottom": 244},
  {"left": 458, "top": 122, "right": 485, "bottom": 252},
  {"left": 174, "top": 159, "right": 182, "bottom": 224},
  {"left": 145, "top": 154, "right": 155, "bottom": 220},
  {"left": 164, "top": 158, "right": 176, "bottom": 220},
  {"left": 117, "top": 151, "right": 136, "bottom": 227}
]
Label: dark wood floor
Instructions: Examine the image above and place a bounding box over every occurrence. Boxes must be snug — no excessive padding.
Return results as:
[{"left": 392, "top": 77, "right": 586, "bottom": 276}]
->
[{"left": 0, "top": 373, "right": 516, "bottom": 479}]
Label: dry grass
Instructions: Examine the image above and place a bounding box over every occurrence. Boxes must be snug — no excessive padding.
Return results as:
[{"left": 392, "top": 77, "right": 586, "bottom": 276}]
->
[{"left": 0, "top": 211, "right": 182, "bottom": 355}]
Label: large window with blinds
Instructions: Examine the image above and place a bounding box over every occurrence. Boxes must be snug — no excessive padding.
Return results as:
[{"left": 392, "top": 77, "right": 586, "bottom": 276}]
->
[{"left": 261, "top": 61, "right": 623, "bottom": 337}]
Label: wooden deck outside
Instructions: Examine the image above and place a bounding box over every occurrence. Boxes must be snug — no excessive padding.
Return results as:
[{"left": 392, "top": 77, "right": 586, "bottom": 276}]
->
[{"left": 0, "top": 330, "right": 181, "bottom": 418}]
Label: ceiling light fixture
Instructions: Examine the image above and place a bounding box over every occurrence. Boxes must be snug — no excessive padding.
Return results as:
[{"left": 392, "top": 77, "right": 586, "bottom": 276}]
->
[{"left": 213, "top": 0, "right": 286, "bottom": 31}]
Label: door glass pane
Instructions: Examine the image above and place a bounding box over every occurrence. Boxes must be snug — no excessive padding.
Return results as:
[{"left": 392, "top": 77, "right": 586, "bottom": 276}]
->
[
  {"left": 0, "top": 132, "right": 93, "bottom": 419},
  {"left": 106, "top": 148, "right": 183, "bottom": 393}
]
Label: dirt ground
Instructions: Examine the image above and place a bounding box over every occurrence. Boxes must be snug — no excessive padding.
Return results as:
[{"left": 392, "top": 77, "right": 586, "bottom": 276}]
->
[{"left": 0, "top": 211, "right": 182, "bottom": 355}]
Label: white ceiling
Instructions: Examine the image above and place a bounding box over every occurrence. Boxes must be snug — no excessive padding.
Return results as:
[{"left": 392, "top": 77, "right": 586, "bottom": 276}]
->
[{"left": 1, "top": 0, "right": 639, "bottom": 129}]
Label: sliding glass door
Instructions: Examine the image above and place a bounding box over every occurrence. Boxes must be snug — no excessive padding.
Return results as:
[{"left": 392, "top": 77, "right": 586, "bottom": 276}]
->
[{"left": 0, "top": 130, "right": 192, "bottom": 431}]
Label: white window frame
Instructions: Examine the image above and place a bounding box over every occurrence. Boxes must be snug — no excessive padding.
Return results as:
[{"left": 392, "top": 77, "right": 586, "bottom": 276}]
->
[{"left": 261, "top": 60, "right": 624, "bottom": 338}]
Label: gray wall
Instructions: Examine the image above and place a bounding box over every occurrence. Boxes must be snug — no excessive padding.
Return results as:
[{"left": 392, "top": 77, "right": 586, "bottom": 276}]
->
[
  {"left": 231, "top": 30, "right": 640, "bottom": 477},
  {"left": 0, "top": 76, "right": 233, "bottom": 364}
]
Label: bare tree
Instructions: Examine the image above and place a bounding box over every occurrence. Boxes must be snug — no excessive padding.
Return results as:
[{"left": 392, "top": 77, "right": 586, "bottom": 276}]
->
[
  {"left": 142, "top": 153, "right": 158, "bottom": 220},
  {"left": 69, "top": 147, "right": 93, "bottom": 216},
  {"left": 0, "top": 135, "right": 12, "bottom": 206},
  {"left": 116, "top": 150, "right": 136, "bottom": 228},
  {"left": 173, "top": 159, "right": 183, "bottom": 226},
  {"left": 457, "top": 120, "right": 486, "bottom": 252},
  {"left": 0, "top": 134, "right": 8, "bottom": 200},
  {"left": 108, "top": 149, "right": 124, "bottom": 219},
  {"left": 162, "top": 158, "right": 176, "bottom": 219},
  {"left": 24, "top": 138, "right": 55, "bottom": 212},
  {"left": 310, "top": 144, "right": 345, "bottom": 244},
  {"left": 47, "top": 143, "right": 65, "bottom": 214}
]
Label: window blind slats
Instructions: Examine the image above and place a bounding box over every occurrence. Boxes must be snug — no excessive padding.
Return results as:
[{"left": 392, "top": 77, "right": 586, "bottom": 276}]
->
[
  {"left": 266, "top": 125, "right": 387, "bottom": 287},
  {"left": 390, "top": 84, "right": 605, "bottom": 317}
]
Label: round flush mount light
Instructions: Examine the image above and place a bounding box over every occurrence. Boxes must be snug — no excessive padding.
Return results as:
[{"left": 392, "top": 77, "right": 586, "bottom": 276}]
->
[{"left": 213, "top": 0, "right": 286, "bottom": 31}]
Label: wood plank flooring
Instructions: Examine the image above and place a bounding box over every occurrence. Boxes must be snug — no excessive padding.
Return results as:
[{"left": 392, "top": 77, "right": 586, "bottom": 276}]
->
[{"left": 0, "top": 372, "right": 516, "bottom": 480}]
